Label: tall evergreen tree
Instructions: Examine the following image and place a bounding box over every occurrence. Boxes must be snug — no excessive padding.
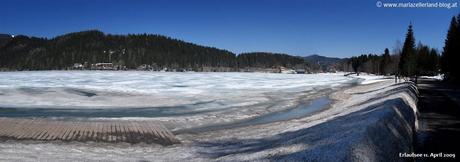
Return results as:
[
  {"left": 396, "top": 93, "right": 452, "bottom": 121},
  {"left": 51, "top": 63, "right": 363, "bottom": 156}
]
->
[
  {"left": 380, "top": 48, "right": 391, "bottom": 75},
  {"left": 399, "top": 24, "right": 417, "bottom": 77},
  {"left": 428, "top": 48, "right": 439, "bottom": 75},
  {"left": 441, "top": 16, "right": 457, "bottom": 78},
  {"left": 416, "top": 44, "right": 432, "bottom": 76}
]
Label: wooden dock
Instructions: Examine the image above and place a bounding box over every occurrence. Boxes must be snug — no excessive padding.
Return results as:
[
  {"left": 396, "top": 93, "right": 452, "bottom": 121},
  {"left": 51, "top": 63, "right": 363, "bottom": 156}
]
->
[{"left": 0, "top": 118, "right": 179, "bottom": 145}]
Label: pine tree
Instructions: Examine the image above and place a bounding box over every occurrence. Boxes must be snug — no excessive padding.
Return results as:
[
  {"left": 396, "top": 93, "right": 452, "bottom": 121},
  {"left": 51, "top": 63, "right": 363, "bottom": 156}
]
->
[
  {"left": 380, "top": 48, "right": 391, "bottom": 75},
  {"left": 441, "top": 17, "right": 459, "bottom": 78},
  {"left": 455, "top": 14, "right": 460, "bottom": 80},
  {"left": 416, "top": 43, "right": 430, "bottom": 76},
  {"left": 399, "top": 24, "right": 416, "bottom": 77},
  {"left": 456, "top": 14, "right": 460, "bottom": 78},
  {"left": 428, "top": 48, "right": 439, "bottom": 75}
]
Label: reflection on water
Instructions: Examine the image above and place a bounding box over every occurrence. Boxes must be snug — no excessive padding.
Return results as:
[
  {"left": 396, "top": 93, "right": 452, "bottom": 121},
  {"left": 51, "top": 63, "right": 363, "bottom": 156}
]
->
[
  {"left": 0, "top": 96, "right": 330, "bottom": 132},
  {"left": 174, "top": 96, "right": 330, "bottom": 134}
]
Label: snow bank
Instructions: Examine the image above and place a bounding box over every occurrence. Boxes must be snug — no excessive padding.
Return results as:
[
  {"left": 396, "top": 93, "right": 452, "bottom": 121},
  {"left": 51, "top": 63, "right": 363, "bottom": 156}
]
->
[
  {"left": 421, "top": 75, "right": 443, "bottom": 81},
  {"left": 348, "top": 73, "right": 393, "bottom": 84},
  {"left": 198, "top": 81, "right": 419, "bottom": 161},
  {"left": 333, "top": 83, "right": 419, "bottom": 161}
]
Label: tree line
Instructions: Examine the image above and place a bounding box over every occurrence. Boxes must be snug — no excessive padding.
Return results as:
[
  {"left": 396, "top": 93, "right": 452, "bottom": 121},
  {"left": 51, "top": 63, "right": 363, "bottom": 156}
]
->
[
  {"left": 345, "top": 12, "right": 460, "bottom": 83},
  {"left": 398, "top": 24, "right": 441, "bottom": 77},
  {"left": 346, "top": 48, "right": 399, "bottom": 76},
  {"left": 441, "top": 14, "right": 460, "bottom": 82},
  {"left": 344, "top": 25, "right": 444, "bottom": 78},
  {"left": 237, "top": 52, "right": 306, "bottom": 68},
  {"left": 0, "top": 30, "right": 307, "bottom": 71}
]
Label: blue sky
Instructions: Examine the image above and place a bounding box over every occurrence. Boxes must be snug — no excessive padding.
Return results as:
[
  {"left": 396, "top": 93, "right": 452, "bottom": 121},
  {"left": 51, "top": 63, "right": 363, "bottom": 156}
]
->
[{"left": 1, "top": 0, "right": 458, "bottom": 57}]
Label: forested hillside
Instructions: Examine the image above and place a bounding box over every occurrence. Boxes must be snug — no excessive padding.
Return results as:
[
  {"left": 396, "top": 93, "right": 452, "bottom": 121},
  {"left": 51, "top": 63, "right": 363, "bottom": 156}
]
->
[
  {"left": 237, "top": 52, "right": 306, "bottom": 68},
  {"left": 0, "top": 34, "right": 13, "bottom": 48},
  {"left": 0, "top": 30, "right": 310, "bottom": 71}
]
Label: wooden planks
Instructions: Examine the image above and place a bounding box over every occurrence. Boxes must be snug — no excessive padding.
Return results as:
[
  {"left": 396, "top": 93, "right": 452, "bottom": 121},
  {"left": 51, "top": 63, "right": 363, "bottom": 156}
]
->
[{"left": 0, "top": 118, "right": 179, "bottom": 145}]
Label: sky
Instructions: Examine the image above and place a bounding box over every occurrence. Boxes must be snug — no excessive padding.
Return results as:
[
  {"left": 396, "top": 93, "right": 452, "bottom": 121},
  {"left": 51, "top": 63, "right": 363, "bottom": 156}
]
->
[{"left": 1, "top": 0, "right": 459, "bottom": 58}]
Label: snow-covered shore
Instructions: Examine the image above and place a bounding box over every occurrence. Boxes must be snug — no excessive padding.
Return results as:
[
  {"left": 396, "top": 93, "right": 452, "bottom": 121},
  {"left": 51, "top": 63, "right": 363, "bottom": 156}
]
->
[
  {"left": 348, "top": 73, "right": 393, "bottom": 84},
  {"left": 182, "top": 79, "right": 419, "bottom": 161},
  {"left": 0, "top": 74, "right": 419, "bottom": 161}
]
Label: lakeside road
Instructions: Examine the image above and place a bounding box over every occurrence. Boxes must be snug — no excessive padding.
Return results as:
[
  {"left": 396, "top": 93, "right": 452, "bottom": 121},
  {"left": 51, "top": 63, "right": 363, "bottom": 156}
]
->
[{"left": 416, "top": 78, "right": 460, "bottom": 161}]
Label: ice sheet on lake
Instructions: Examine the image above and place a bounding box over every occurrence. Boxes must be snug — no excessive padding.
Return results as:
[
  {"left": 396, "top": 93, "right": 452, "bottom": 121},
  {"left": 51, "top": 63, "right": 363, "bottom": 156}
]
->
[{"left": 0, "top": 71, "right": 357, "bottom": 117}]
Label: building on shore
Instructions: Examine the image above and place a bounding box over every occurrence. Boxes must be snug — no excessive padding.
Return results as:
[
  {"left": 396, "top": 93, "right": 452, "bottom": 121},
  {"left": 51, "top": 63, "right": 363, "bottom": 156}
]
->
[
  {"left": 91, "top": 63, "right": 116, "bottom": 70},
  {"left": 279, "top": 66, "right": 297, "bottom": 74},
  {"left": 295, "top": 69, "right": 306, "bottom": 74},
  {"left": 73, "top": 63, "right": 83, "bottom": 70}
]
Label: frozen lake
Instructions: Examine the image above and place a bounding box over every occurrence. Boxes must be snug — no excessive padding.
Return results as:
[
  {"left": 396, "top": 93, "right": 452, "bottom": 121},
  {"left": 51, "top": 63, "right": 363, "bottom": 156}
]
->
[{"left": 0, "top": 71, "right": 359, "bottom": 119}]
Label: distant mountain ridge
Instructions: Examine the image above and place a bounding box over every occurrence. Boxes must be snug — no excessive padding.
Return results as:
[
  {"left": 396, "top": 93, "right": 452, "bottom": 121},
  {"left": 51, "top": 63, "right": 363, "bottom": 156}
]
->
[
  {"left": 302, "top": 54, "right": 345, "bottom": 72},
  {"left": 302, "top": 54, "right": 344, "bottom": 65}
]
